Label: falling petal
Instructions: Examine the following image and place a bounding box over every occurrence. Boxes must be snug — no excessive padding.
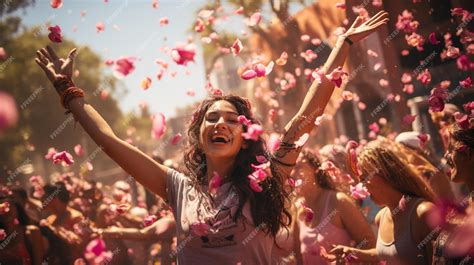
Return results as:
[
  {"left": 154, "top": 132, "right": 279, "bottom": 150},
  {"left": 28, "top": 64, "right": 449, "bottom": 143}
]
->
[{"left": 151, "top": 113, "right": 166, "bottom": 139}]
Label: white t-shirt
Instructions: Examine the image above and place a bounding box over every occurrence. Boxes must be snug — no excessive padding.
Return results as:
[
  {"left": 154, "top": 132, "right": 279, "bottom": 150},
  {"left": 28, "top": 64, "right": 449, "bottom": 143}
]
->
[{"left": 166, "top": 168, "right": 274, "bottom": 265}]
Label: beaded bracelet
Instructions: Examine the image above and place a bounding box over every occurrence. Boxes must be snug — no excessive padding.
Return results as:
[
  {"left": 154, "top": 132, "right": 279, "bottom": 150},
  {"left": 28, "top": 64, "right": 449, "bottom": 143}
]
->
[{"left": 61, "top": 87, "right": 85, "bottom": 109}]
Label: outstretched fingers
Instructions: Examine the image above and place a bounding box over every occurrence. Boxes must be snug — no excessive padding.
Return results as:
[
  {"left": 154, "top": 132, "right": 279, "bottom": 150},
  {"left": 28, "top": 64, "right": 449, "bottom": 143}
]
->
[
  {"left": 367, "top": 11, "right": 388, "bottom": 27},
  {"left": 46, "top": 45, "right": 60, "bottom": 62},
  {"left": 35, "top": 58, "right": 55, "bottom": 82}
]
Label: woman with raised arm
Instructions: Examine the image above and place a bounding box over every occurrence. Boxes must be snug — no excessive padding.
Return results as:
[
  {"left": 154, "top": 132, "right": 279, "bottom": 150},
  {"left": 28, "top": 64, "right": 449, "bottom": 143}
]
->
[{"left": 35, "top": 11, "right": 388, "bottom": 265}]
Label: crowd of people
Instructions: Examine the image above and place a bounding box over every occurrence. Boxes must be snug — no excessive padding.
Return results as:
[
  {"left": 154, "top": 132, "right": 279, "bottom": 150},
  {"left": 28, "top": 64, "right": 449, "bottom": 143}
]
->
[{"left": 1, "top": 8, "right": 473, "bottom": 265}]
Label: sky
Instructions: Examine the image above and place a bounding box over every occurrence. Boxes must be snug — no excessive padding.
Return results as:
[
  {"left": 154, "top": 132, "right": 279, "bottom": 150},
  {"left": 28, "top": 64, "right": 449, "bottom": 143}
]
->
[
  {"left": 16, "top": 0, "right": 306, "bottom": 118},
  {"left": 17, "top": 0, "right": 217, "bottom": 118}
]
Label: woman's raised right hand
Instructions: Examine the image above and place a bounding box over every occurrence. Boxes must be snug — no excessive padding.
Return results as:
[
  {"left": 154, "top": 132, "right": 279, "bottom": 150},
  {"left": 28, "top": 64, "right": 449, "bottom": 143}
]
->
[{"left": 35, "top": 45, "right": 77, "bottom": 85}]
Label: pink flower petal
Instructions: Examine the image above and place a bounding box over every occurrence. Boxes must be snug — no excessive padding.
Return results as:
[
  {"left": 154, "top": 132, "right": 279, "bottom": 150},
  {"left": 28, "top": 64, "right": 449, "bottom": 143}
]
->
[
  {"left": 96, "top": 22, "right": 105, "bottom": 33},
  {"left": 51, "top": 0, "right": 63, "bottom": 9},
  {"left": 208, "top": 171, "right": 222, "bottom": 194},
  {"left": 266, "top": 133, "right": 281, "bottom": 154},
  {"left": 143, "top": 215, "right": 157, "bottom": 227},
  {"left": 241, "top": 69, "right": 257, "bottom": 80},
  {"left": 402, "top": 114, "right": 417, "bottom": 125},
  {"left": 248, "top": 12, "right": 262, "bottom": 27},
  {"left": 416, "top": 69, "right": 432, "bottom": 85},
  {"left": 326, "top": 66, "right": 348, "bottom": 88},
  {"left": 231, "top": 38, "right": 243, "bottom": 56},
  {"left": 151, "top": 113, "right": 166, "bottom": 139},
  {"left": 113, "top": 57, "right": 136, "bottom": 78},
  {"left": 141, "top": 77, "right": 152, "bottom": 90},
  {"left": 460, "top": 76, "right": 472, "bottom": 89},
  {"left": 242, "top": 124, "right": 264, "bottom": 141},
  {"left": 254, "top": 63, "right": 266, "bottom": 77},
  {"left": 52, "top": 151, "right": 75, "bottom": 165},
  {"left": 350, "top": 183, "right": 370, "bottom": 200},
  {"left": 48, "top": 25, "right": 62, "bottom": 43},
  {"left": 368, "top": 122, "right": 380, "bottom": 133},
  {"left": 190, "top": 222, "right": 210, "bottom": 236},
  {"left": 74, "top": 144, "right": 84, "bottom": 156},
  {"left": 0, "top": 91, "right": 18, "bottom": 133},
  {"left": 159, "top": 17, "right": 169, "bottom": 26},
  {"left": 170, "top": 133, "right": 182, "bottom": 145},
  {"left": 233, "top": 7, "right": 244, "bottom": 15},
  {"left": 0, "top": 201, "right": 10, "bottom": 215},
  {"left": 171, "top": 43, "right": 196, "bottom": 66}
]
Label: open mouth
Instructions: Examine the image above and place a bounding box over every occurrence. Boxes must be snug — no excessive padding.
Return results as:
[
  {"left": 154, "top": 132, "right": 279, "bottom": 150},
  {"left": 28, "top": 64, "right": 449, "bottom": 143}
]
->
[{"left": 210, "top": 132, "right": 231, "bottom": 144}]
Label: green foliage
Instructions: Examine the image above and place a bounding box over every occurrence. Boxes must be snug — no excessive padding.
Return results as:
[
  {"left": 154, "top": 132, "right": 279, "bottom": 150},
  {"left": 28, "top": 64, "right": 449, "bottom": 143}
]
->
[
  {"left": 0, "top": 23, "right": 125, "bottom": 179},
  {"left": 0, "top": 0, "right": 35, "bottom": 18}
]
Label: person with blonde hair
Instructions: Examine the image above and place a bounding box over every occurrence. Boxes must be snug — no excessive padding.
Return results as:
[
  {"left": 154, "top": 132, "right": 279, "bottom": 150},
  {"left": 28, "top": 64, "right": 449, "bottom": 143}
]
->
[{"left": 329, "top": 141, "right": 437, "bottom": 265}]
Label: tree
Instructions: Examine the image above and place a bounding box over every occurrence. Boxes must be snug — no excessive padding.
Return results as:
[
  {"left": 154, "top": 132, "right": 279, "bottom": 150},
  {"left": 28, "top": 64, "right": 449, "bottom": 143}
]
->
[{"left": 0, "top": 23, "right": 126, "bottom": 182}]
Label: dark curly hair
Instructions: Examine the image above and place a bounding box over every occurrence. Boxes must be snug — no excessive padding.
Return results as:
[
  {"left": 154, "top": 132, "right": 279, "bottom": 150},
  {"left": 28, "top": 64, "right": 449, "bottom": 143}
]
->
[{"left": 183, "top": 94, "right": 291, "bottom": 237}]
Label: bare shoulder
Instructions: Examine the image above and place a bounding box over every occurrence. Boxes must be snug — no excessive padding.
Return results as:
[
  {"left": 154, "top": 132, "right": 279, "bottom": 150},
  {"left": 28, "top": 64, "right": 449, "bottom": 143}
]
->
[
  {"left": 415, "top": 200, "right": 435, "bottom": 218},
  {"left": 334, "top": 191, "right": 357, "bottom": 208},
  {"left": 374, "top": 208, "right": 384, "bottom": 227}
]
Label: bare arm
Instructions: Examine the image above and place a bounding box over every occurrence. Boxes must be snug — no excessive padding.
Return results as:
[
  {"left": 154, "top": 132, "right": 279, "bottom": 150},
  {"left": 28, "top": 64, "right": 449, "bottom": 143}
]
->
[
  {"left": 102, "top": 217, "right": 175, "bottom": 241},
  {"left": 337, "top": 192, "right": 376, "bottom": 249},
  {"left": 35, "top": 46, "right": 169, "bottom": 199},
  {"left": 274, "top": 11, "right": 389, "bottom": 168}
]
